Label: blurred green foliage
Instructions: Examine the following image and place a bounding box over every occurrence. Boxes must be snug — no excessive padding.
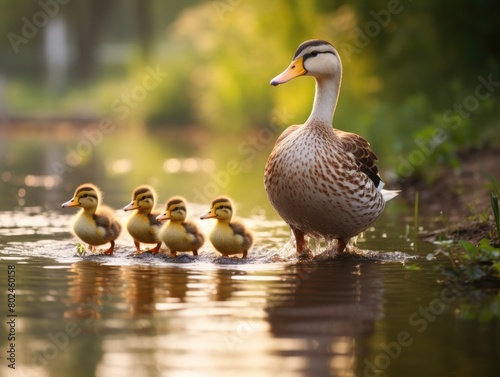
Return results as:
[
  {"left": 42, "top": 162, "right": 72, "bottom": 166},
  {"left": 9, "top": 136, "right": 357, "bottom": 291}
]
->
[
  {"left": 443, "top": 238, "right": 500, "bottom": 286},
  {"left": 0, "top": 0, "right": 499, "bottom": 179}
]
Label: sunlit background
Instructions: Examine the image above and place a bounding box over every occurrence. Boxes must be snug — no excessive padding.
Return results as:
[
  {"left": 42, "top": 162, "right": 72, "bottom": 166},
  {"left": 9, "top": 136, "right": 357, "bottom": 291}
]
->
[
  {"left": 1, "top": 0, "right": 499, "bottom": 214},
  {"left": 1, "top": 2, "right": 500, "bottom": 377}
]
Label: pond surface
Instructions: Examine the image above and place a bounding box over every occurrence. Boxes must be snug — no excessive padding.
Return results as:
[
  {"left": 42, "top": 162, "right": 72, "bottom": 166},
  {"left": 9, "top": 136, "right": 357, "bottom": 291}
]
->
[{"left": 1, "top": 201, "right": 499, "bottom": 377}]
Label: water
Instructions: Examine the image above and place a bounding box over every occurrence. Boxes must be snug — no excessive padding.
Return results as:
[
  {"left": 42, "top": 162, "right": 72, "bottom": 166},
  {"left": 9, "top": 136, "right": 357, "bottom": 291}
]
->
[{"left": 1, "top": 203, "right": 498, "bottom": 377}]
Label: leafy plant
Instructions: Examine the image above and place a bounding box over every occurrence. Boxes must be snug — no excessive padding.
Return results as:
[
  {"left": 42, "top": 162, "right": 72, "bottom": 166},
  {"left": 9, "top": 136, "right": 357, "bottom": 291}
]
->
[
  {"left": 76, "top": 243, "right": 87, "bottom": 257},
  {"left": 491, "top": 193, "right": 500, "bottom": 239},
  {"left": 443, "top": 238, "right": 500, "bottom": 285},
  {"left": 438, "top": 189, "right": 500, "bottom": 286},
  {"left": 413, "top": 191, "right": 419, "bottom": 250}
]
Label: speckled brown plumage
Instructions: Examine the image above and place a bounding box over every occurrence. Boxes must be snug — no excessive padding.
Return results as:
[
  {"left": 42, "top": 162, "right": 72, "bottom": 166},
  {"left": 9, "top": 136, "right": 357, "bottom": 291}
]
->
[{"left": 265, "top": 40, "right": 399, "bottom": 255}]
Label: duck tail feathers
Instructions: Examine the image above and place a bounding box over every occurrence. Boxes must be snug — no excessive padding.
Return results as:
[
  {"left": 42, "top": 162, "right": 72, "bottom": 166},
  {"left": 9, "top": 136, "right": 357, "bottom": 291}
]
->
[{"left": 381, "top": 189, "right": 400, "bottom": 202}]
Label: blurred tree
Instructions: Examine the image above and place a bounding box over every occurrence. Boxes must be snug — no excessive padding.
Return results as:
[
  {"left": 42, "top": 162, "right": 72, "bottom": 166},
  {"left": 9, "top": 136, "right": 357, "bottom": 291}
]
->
[
  {"left": 68, "top": 0, "right": 117, "bottom": 79},
  {"left": 0, "top": 0, "right": 498, "bottom": 164},
  {"left": 135, "top": 0, "right": 153, "bottom": 61},
  {"left": 336, "top": 0, "right": 500, "bottom": 107}
]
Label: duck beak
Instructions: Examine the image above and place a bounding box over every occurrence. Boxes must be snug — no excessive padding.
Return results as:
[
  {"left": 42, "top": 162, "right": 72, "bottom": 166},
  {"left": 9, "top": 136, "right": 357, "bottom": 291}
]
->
[
  {"left": 61, "top": 197, "right": 79, "bottom": 208},
  {"left": 200, "top": 210, "right": 216, "bottom": 220},
  {"left": 123, "top": 200, "right": 139, "bottom": 211},
  {"left": 156, "top": 212, "right": 170, "bottom": 221},
  {"left": 270, "top": 56, "right": 307, "bottom": 86}
]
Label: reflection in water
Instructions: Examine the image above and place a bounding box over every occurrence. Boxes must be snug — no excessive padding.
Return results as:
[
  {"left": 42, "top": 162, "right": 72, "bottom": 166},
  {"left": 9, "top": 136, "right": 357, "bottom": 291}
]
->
[
  {"left": 267, "top": 259, "right": 383, "bottom": 377},
  {"left": 63, "top": 257, "right": 382, "bottom": 376},
  {"left": 2, "top": 206, "right": 497, "bottom": 377},
  {"left": 65, "top": 262, "right": 123, "bottom": 321},
  {"left": 122, "top": 267, "right": 162, "bottom": 317}
]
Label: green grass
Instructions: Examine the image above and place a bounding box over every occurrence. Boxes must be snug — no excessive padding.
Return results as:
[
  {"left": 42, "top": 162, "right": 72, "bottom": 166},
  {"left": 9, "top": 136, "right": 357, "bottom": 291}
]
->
[
  {"left": 413, "top": 191, "right": 419, "bottom": 250},
  {"left": 491, "top": 193, "right": 500, "bottom": 239},
  {"left": 443, "top": 239, "right": 500, "bottom": 284},
  {"left": 440, "top": 193, "right": 500, "bottom": 287}
]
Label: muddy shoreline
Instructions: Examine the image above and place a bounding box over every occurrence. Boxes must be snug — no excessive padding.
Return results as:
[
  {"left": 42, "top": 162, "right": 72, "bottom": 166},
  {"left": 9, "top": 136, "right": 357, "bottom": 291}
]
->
[{"left": 398, "top": 146, "right": 500, "bottom": 245}]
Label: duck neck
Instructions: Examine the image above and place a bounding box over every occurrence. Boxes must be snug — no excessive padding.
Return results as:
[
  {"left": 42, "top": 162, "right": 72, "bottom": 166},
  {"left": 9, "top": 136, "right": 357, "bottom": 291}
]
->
[
  {"left": 217, "top": 218, "right": 231, "bottom": 225},
  {"left": 82, "top": 206, "right": 97, "bottom": 216},
  {"left": 305, "top": 76, "right": 340, "bottom": 127}
]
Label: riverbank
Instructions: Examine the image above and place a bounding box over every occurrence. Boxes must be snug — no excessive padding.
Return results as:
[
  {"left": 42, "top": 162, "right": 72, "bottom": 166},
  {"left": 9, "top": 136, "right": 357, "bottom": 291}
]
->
[{"left": 399, "top": 146, "right": 500, "bottom": 245}]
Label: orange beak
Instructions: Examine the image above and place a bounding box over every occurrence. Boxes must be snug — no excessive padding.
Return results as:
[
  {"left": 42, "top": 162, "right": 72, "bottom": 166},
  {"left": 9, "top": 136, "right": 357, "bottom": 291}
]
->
[
  {"left": 123, "top": 200, "right": 139, "bottom": 211},
  {"left": 155, "top": 212, "right": 170, "bottom": 221},
  {"left": 61, "top": 197, "right": 80, "bottom": 208},
  {"left": 200, "top": 210, "right": 217, "bottom": 220},
  {"left": 270, "top": 56, "right": 307, "bottom": 86}
]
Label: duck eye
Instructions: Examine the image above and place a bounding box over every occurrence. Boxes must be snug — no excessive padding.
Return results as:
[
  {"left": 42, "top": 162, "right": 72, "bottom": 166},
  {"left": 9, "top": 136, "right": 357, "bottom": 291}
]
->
[
  {"left": 311, "top": 51, "right": 318, "bottom": 57},
  {"left": 173, "top": 207, "right": 179, "bottom": 211},
  {"left": 81, "top": 194, "right": 87, "bottom": 198}
]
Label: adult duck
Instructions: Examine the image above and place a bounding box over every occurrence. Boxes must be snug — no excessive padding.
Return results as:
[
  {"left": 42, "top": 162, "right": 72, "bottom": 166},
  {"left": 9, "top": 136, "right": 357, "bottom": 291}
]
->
[{"left": 265, "top": 39, "right": 399, "bottom": 256}]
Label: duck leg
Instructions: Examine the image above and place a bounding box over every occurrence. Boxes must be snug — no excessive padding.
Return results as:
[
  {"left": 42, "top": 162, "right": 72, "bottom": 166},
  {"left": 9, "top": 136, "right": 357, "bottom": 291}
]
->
[
  {"left": 292, "top": 227, "right": 310, "bottom": 258},
  {"left": 150, "top": 242, "right": 162, "bottom": 255},
  {"left": 133, "top": 240, "right": 141, "bottom": 253},
  {"left": 103, "top": 241, "right": 115, "bottom": 255},
  {"left": 337, "top": 238, "right": 347, "bottom": 253}
]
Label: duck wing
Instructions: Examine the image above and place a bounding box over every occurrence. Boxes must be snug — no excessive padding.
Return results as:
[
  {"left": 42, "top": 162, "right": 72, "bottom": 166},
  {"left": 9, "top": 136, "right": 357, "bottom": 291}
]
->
[
  {"left": 183, "top": 221, "right": 204, "bottom": 245},
  {"left": 335, "top": 130, "right": 382, "bottom": 189},
  {"left": 275, "top": 125, "right": 301, "bottom": 147},
  {"left": 148, "top": 212, "right": 163, "bottom": 227},
  {"left": 229, "top": 222, "right": 253, "bottom": 249},
  {"left": 93, "top": 209, "right": 122, "bottom": 239}
]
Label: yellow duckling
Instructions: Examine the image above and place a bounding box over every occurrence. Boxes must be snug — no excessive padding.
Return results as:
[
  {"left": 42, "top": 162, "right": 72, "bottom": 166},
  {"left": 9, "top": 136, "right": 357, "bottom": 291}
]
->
[
  {"left": 156, "top": 196, "right": 204, "bottom": 257},
  {"left": 200, "top": 196, "right": 253, "bottom": 258},
  {"left": 123, "top": 185, "right": 162, "bottom": 254},
  {"left": 61, "top": 183, "right": 122, "bottom": 255}
]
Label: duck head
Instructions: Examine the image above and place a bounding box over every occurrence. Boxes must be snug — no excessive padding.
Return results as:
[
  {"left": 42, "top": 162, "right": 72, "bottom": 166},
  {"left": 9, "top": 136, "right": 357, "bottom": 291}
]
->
[
  {"left": 156, "top": 196, "right": 187, "bottom": 221},
  {"left": 270, "top": 39, "right": 341, "bottom": 86},
  {"left": 200, "top": 196, "right": 234, "bottom": 222},
  {"left": 61, "top": 183, "right": 101, "bottom": 211},
  {"left": 124, "top": 185, "right": 156, "bottom": 213}
]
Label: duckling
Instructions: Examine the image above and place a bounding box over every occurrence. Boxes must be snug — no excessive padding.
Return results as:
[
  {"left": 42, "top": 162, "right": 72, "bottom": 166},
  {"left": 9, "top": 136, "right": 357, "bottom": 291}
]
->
[
  {"left": 123, "top": 185, "right": 162, "bottom": 254},
  {"left": 200, "top": 196, "right": 253, "bottom": 258},
  {"left": 61, "top": 183, "right": 122, "bottom": 255},
  {"left": 265, "top": 39, "right": 399, "bottom": 256},
  {"left": 156, "top": 196, "right": 204, "bottom": 257}
]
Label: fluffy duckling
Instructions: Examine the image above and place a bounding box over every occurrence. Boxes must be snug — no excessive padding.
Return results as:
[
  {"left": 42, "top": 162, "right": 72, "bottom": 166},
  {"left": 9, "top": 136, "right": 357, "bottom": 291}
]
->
[
  {"left": 61, "top": 183, "right": 122, "bottom": 255},
  {"left": 123, "top": 185, "right": 162, "bottom": 254},
  {"left": 200, "top": 196, "right": 253, "bottom": 258},
  {"left": 156, "top": 196, "right": 204, "bottom": 257}
]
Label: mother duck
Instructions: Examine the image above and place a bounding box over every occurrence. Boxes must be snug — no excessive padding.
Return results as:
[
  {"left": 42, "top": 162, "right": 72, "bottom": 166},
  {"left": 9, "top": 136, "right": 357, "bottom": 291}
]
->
[{"left": 265, "top": 39, "right": 399, "bottom": 256}]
